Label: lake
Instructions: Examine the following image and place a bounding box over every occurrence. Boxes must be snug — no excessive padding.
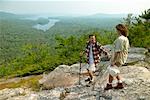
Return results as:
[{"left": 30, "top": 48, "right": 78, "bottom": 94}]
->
[
  {"left": 33, "top": 19, "right": 59, "bottom": 31},
  {"left": 23, "top": 16, "right": 59, "bottom": 31}
]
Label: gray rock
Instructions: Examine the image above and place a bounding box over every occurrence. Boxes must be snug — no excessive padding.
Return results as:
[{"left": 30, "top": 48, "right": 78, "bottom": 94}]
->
[
  {"left": 70, "top": 63, "right": 87, "bottom": 74},
  {"left": 54, "top": 65, "right": 70, "bottom": 73},
  {"left": 103, "top": 45, "right": 113, "bottom": 52},
  {"left": 1, "top": 48, "right": 150, "bottom": 100},
  {"left": 128, "top": 47, "right": 148, "bottom": 54},
  {"left": 39, "top": 65, "right": 79, "bottom": 89},
  {"left": 0, "top": 88, "right": 34, "bottom": 100},
  {"left": 127, "top": 53, "right": 146, "bottom": 64}
]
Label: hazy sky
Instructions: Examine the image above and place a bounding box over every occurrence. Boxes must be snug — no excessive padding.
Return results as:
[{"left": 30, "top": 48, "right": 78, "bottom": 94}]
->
[{"left": 0, "top": 0, "right": 149, "bottom": 16}]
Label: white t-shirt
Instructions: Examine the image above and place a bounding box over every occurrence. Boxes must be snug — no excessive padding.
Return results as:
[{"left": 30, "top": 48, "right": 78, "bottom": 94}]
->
[{"left": 89, "top": 43, "right": 94, "bottom": 65}]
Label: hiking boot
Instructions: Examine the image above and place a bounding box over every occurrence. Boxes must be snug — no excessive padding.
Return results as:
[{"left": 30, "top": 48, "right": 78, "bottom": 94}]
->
[
  {"left": 88, "top": 78, "right": 94, "bottom": 84},
  {"left": 122, "top": 63, "right": 128, "bottom": 66},
  {"left": 85, "top": 78, "right": 91, "bottom": 82},
  {"left": 104, "top": 83, "right": 113, "bottom": 90},
  {"left": 114, "top": 83, "right": 124, "bottom": 89}
]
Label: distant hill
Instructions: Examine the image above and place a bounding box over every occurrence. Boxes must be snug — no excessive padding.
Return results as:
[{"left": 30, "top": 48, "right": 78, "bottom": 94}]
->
[
  {"left": 0, "top": 12, "right": 17, "bottom": 16},
  {"left": 0, "top": 11, "right": 130, "bottom": 20},
  {"left": 0, "top": 12, "right": 20, "bottom": 19},
  {"left": 87, "top": 13, "right": 128, "bottom": 18},
  {"left": 0, "top": 12, "right": 34, "bottom": 19}
]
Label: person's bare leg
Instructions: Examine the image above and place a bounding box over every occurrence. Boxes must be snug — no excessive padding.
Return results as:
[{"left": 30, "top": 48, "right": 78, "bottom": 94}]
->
[
  {"left": 115, "top": 63, "right": 122, "bottom": 82},
  {"left": 85, "top": 69, "right": 93, "bottom": 82},
  {"left": 113, "top": 62, "right": 124, "bottom": 89},
  {"left": 88, "top": 70, "right": 93, "bottom": 80},
  {"left": 109, "top": 74, "right": 113, "bottom": 83},
  {"left": 116, "top": 75, "right": 121, "bottom": 81}
]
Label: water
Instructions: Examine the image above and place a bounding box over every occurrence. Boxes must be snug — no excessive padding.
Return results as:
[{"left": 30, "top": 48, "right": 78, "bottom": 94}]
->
[
  {"left": 33, "top": 19, "right": 59, "bottom": 31},
  {"left": 23, "top": 16, "right": 59, "bottom": 31}
]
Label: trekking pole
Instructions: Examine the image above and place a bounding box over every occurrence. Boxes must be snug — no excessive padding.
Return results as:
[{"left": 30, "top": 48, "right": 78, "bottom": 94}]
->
[{"left": 79, "top": 55, "right": 82, "bottom": 85}]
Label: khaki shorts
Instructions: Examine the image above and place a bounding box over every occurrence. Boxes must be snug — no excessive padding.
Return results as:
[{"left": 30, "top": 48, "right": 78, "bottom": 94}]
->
[
  {"left": 115, "top": 62, "right": 122, "bottom": 67},
  {"left": 86, "top": 63, "right": 96, "bottom": 72}
]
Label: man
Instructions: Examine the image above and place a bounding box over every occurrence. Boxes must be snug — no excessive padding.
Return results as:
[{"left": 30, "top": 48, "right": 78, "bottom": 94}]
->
[{"left": 80, "top": 35, "right": 110, "bottom": 83}]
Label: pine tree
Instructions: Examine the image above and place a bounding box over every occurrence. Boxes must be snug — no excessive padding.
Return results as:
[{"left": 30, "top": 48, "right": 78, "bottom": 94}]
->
[{"left": 139, "top": 9, "right": 150, "bottom": 22}]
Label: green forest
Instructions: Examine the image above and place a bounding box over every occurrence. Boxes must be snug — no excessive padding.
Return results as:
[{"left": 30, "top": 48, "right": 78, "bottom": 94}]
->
[{"left": 0, "top": 9, "right": 149, "bottom": 78}]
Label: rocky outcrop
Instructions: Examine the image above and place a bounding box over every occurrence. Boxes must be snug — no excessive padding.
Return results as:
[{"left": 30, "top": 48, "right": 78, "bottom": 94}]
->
[
  {"left": 0, "top": 88, "right": 35, "bottom": 100},
  {"left": 127, "top": 47, "right": 148, "bottom": 64},
  {"left": 0, "top": 47, "right": 150, "bottom": 100},
  {"left": 38, "top": 64, "right": 88, "bottom": 89},
  {"left": 1, "top": 62, "right": 150, "bottom": 100}
]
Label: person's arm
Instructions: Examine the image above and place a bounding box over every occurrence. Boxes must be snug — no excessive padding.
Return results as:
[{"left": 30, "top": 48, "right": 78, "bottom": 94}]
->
[
  {"left": 100, "top": 46, "right": 110, "bottom": 56},
  {"left": 97, "top": 42, "right": 110, "bottom": 57}
]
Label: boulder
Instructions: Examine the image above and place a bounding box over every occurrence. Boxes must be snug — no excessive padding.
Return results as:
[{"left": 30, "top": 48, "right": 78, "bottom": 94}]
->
[
  {"left": 39, "top": 65, "right": 79, "bottom": 89},
  {"left": 126, "top": 47, "right": 148, "bottom": 64},
  {"left": 128, "top": 47, "right": 148, "bottom": 54},
  {"left": 39, "top": 72, "right": 78, "bottom": 89},
  {"left": 127, "top": 53, "right": 146, "bottom": 64}
]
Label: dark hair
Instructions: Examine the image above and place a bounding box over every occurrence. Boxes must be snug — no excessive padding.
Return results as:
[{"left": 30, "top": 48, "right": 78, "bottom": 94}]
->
[
  {"left": 116, "top": 24, "right": 128, "bottom": 37},
  {"left": 89, "top": 34, "right": 96, "bottom": 38}
]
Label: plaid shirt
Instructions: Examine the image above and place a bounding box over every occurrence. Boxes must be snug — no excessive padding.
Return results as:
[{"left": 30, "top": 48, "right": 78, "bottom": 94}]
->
[{"left": 85, "top": 41, "right": 109, "bottom": 65}]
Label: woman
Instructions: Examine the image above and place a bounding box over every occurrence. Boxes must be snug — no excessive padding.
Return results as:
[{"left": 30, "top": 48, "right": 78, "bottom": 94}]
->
[{"left": 104, "top": 24, "right": 130, "bottom": 90}]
